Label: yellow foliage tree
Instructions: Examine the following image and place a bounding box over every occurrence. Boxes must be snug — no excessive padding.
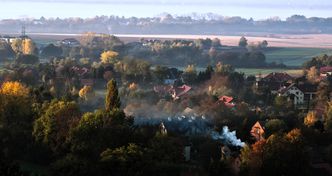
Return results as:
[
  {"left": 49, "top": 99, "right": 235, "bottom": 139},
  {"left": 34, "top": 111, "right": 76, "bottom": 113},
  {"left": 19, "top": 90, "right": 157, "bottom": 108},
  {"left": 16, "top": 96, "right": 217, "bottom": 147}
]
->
[
  {"left": 22, "top": 39, "right": 36, "bottom": 54},
  {"left": 184, "top": 64, "right": 196, "bottom": 74},
  {"left": 286, "top": 128, "right": 302, "bottom": 143},
  {"left": 100, "top": 50, "right": 119, "bottom": 64},
  {"left": 79, "top": 85, "right": 94, "bottom": 100},
  {"left": 10, "top": 38, "right": 23, "bottom": 53},
  {"left": 10, "top": 38, "right": 35, "bottom": 54},
  {"left": 304, "top": 111, "right": 319, "bottom": 127},
  {"left": 307, "top": 66, "right": 319, "bottom": 83},
  {"left": 128, "top": 82, "right": 138, "bottom": 91},
  {"left": 0, "top": 81, "right": 29, "bottom": 97},
  {"left": 80, "top": 32, "right": 96, "bottom": 46}
]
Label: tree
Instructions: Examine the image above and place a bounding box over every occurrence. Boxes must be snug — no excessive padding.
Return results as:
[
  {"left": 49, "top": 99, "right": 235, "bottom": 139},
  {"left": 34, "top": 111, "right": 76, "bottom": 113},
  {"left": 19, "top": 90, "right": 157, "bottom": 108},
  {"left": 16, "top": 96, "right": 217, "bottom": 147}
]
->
[
  {"left": 22, "top": 39, "right": 36, "bottom": 55},
  {"left": 240, "top": 140, "right": 266, "bottom": 176},
  {"left": 324, "top": 102, "right": 332, "bottom": 131},
  {"left": 304, "top": 111, "right": 319, "bottom": 127},
  {"left": 0, "top": 81, "right": 29, "bottom": 97},
  {"left": 16, "top": 54, "right": 39, "bottom": 64},
  {"left": 105, "top": 79, "right": 121, "bottom": 111},
  {"left": 79, "top": 32, "right": 96, "bottom": 46},
  {"left": 10, "top": 38, "right": 36, "bottom": 55},
  {"left": 78, "top": 86, "right": 94, "bottom": 101},
  {"left": 0, "top": 41, "right": 15, "bottom": 59},
  {"left": 182, "top": 64, "right": 197, "bottom": 84},
  {"left": 316, "top": 81, "right": 330, "bottom": 102},
  {"left": 100, "top": 143, "right": 145, "bottom": 175},
  {"left": 69, "top": 112, "right": 104, "bottom": 158},
  {"left": 41, "top": 44, "right": 63, "bottom": 57},
  {"left": 212, "top": 38, "right": 222, "bottom": 48},
  {"left": 239, "top": 36, "right": 248, "bottom": 47},
  {"left": 307, "top": 66, "right": 319, "bottom": 83},
  {"left": 10, "top": 38, "right": 23, "bottom": 53},
  {"left": 215, "top": 62, "right": 234, "bottom": 74},
  {"left": 274, "top": 96, "right": 292, "bottom": 111},
  {"left": 33, "top": 100, "right": 81, "bottom": 153},
  {"left": 148, "top": 136, "right": 184, "bottom": 163},
  {"left": 50, "top": 154, "right": 94, "bottom": 176},
  {"left": 0, "top": 81, "right": 33, "bottom": 158},
  {"left": 265, "top": 119, "right": 286, "bottom": 137},
  {"left": 100, "top": 50, "right": 119, "bottom": 64},
  {"left": 260, "top": 40, "right": 268, "bottom": 48},
  {"left": 69, "top": 109, "right": 132, "bottom": 161},
  {"left": 261, "top": 131, "right": 309, "bottom": 176}
]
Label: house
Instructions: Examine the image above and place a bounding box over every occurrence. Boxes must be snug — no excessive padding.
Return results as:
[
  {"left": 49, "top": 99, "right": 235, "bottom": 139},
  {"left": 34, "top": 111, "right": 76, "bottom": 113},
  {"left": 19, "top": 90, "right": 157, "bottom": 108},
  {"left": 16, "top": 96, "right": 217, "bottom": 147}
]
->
[
  {"left": 250, "top": 121, "right": 266, "bottom": 141},
  {"left": 153, "top": 84, "right": 192, "bottom": 99},
  {"left": 0, "top": 35, "right": 15, "bottom": 43},
  {"left": 60, "top": 38, "right": 80, "bottom": 47},
  {"left": 171, "top": 84, "right": 192, "bottom": 100},
  {"left": 297, "top": 83, "right": 317, "bottom": 104},
  {"left": 278, "top": 82, "right": 317, "bottom": 107},
  {"left": 0, "top": 35, "right": 29, "bottom": 44},
  {"left": 278, "top": 83, "right": 305, "bottom": 105},
  {"left": 320, "top": 66, "right": 332, "bottom": 77},
  {"left": 71, "top": 66, "right": 89, "bottom": 77},
  {"left": 218, "top": 95, "right": 236, "bottom": 108},
  {"left": 257, "top": 72, "right": 293, "bottom": 94},
  {"left": 153, "top": 85, "right": 173, "bottom": 96}
]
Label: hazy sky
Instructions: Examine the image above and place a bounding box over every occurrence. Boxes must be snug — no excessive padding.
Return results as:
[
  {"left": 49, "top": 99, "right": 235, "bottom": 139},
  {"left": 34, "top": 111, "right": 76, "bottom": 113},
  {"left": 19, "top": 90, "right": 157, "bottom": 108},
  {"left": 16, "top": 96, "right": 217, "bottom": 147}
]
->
[{"left": 1, "top": 0, "right": 332, "bottom": 19}]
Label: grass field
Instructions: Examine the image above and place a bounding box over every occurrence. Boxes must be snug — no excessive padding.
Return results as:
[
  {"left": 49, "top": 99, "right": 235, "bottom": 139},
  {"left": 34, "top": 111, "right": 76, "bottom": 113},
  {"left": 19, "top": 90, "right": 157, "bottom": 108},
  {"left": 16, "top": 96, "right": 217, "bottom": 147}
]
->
[
  {"left": 235, "top": 68, "right": 303, "bottom": 76},
  {"left": 27, "top": 33, "right": 332, "bottom": 67},
  {"left": 171, "top": 66, "right": 303, "bottom": 77},
  {"left": 265, "top": 47, "right": 332, "bottom": 66}
]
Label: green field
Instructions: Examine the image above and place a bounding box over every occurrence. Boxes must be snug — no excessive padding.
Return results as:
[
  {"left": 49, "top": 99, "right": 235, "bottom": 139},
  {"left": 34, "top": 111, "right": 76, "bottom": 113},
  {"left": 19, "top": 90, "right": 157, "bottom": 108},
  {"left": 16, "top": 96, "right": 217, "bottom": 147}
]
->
[
  {"left": 235, "top": 68, "right": 303, "bottom": 76},
  {"left": 265, "top": 47, "right": 332, "bottom": 66},
  {"left": 171, "top": 66, "right": 303, "bottom": 76}
]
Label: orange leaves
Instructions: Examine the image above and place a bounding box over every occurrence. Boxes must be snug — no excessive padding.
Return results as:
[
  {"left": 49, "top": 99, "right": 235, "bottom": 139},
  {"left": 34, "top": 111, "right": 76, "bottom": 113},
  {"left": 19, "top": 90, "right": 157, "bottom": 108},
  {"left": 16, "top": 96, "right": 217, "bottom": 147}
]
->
[{"left": 0, "top": 81, "right": 29, "bottom": 97}]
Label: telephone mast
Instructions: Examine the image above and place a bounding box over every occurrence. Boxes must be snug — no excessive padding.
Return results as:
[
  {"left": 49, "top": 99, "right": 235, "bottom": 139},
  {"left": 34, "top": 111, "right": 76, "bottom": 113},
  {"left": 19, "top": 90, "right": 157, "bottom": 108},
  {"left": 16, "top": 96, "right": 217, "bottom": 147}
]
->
[{"left": 21, "top": 24, "right": 27, "bottom": 38}]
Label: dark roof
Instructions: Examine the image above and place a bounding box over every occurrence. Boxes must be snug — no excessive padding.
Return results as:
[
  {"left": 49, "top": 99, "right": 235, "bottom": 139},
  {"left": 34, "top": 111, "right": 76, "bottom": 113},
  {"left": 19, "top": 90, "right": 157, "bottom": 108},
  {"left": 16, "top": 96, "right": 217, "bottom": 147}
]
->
[
  {"left": 297, "top": 83, "right": 318, "bottom": 93},
  {"left": 279, "top": 82, "right": 317, "bottom": 94},
  {"left": 278, "top": 83, "right": 297, "bottom": 94},
  {"left": 263, "top": 72, "right": 293, "bottom": 83}
]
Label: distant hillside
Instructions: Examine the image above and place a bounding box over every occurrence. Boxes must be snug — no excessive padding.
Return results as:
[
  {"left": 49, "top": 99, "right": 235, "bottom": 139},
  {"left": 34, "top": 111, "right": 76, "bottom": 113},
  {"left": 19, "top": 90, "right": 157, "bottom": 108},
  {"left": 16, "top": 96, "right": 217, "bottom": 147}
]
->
[{"left": 1, "top": 14, "right": 332, "bottom": 35}]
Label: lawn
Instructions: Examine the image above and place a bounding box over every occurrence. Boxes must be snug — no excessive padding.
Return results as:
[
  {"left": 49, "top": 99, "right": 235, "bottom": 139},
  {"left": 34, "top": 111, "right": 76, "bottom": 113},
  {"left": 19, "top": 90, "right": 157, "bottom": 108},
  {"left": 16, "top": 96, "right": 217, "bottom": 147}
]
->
[{"left": 265, "top": 47, "right": 332, "bottom": 66}]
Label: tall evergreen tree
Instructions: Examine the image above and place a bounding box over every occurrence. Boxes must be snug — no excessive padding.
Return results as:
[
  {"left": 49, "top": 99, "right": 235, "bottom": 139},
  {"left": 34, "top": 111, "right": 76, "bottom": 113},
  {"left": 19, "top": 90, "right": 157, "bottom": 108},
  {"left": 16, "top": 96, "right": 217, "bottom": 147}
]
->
[{"left": 105, "top": 79, "right": 121, "bottom": 112}]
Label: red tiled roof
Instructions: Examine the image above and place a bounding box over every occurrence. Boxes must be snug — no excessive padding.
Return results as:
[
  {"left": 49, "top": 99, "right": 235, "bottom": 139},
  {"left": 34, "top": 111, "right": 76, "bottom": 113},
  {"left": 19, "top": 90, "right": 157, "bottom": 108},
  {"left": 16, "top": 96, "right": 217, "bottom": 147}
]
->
[
  {"left": 219, "top": 96, "right": 234, "bottom": 103},
  {"left": 218, "top": 95, "right": 235, "bottom": 108},
  {"left": 174, "top": 85, "right": 192, "bottom": 97}
]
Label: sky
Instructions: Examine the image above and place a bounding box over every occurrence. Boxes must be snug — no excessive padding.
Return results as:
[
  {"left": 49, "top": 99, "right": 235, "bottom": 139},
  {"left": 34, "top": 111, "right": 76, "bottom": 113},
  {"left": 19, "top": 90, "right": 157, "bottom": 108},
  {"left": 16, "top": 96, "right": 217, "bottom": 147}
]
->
[{"left": 1, "top": 0, "right": 332, "bottom": 20}]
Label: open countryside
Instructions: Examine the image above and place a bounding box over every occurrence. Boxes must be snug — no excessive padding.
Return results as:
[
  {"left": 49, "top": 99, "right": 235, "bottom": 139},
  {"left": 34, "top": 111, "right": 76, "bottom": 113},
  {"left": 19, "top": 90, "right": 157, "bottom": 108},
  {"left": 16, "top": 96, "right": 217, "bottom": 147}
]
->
[
  {"left": 22, "top": 33, "right": 332, "bottom": 67},
  {"left": 2, "top": 1, "right": 332, "bottom": 176}
]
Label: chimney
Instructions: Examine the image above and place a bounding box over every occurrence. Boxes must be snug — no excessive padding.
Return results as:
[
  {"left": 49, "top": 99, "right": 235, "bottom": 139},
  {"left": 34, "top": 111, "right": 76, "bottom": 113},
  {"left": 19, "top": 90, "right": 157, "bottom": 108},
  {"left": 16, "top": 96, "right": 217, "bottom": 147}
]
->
[{"left": 159, "top": 122, "right": 167, "bottom": 135}]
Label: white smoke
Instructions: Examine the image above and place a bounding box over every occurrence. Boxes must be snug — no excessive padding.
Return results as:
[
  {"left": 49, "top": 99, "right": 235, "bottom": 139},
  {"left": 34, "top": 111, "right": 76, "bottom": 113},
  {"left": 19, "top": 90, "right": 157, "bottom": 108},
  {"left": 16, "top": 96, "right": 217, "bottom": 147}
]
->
[
  {"left": 134, "top": 115, "right": 245, "bottom": 147},
  {"left": 211, "top": 126, "right": 245, "bottom": 147}
]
